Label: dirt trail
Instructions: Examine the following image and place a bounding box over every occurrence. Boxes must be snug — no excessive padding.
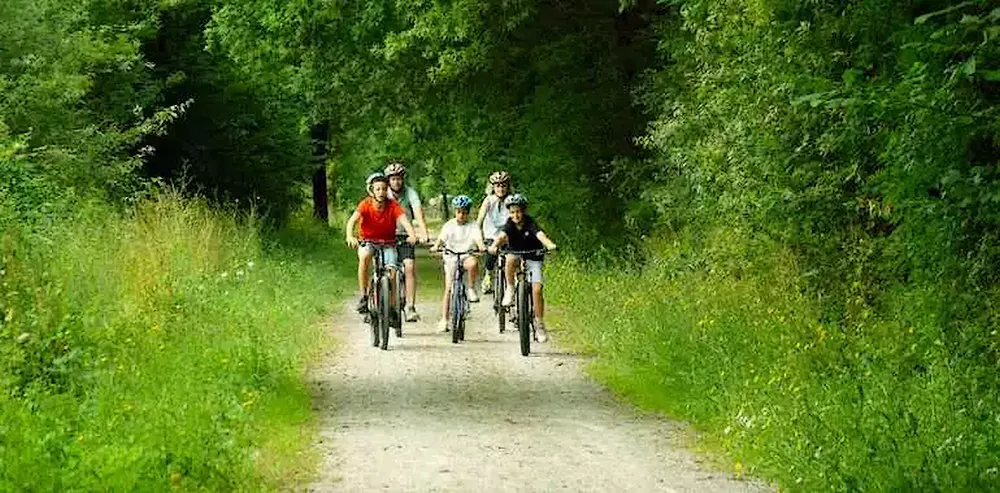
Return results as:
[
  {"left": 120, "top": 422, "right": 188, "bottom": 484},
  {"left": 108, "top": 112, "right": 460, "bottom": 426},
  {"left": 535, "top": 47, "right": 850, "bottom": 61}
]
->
[{"left": 307, "top": 274, "right": 770, "bottom": 492}]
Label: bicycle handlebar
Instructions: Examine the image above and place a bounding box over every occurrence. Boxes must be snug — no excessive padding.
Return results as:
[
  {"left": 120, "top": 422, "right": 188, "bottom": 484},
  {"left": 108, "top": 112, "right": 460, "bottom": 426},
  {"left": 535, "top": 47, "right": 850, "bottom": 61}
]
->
[
  {"left": 503, "top": 248, "right": 554, "bottom": 256},
  {"left": 430, "top": 247, "right": 482, "bottom": 256}
]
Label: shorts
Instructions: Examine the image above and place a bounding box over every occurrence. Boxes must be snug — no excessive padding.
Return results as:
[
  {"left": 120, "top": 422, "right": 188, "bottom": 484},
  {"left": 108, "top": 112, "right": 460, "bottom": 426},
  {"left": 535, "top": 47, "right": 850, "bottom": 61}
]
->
[
  {"left": 510, "top": 255, "right": 544, "bottom": 285},
  {"left": 359, "top": 243, "right": 399, "bottom": 268},
  {"left": 443, "top": 254, "right": 477, "bottom": 286},
  {"left": 395, "top": 235, "right": 415, "bottom": 261}
]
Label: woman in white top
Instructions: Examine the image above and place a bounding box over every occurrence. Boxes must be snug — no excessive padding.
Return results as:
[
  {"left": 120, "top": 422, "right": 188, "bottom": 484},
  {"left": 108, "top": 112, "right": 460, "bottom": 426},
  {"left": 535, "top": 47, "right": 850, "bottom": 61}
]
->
[
  {"left": 476, "top": 171, "right": 512, "bottom": 294},
  {"left": 430, "top": 195, "right": 486, "bottom": 332}
]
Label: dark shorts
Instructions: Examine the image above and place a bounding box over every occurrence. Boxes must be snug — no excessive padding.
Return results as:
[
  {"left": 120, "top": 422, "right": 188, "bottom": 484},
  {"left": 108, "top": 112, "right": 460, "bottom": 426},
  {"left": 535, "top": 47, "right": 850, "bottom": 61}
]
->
[{"left": 396, "top": 235, "right": 416, "bottom": 261}]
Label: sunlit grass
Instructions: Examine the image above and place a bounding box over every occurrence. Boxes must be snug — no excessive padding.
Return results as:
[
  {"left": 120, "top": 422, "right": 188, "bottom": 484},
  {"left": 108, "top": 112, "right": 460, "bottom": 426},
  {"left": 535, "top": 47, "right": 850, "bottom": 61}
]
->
[
  {"left": 0, "top": 191, "right": 352, "bottom": 490},
  {"left": 548, "top": 228, "right": 1000, "bottom": 491}
]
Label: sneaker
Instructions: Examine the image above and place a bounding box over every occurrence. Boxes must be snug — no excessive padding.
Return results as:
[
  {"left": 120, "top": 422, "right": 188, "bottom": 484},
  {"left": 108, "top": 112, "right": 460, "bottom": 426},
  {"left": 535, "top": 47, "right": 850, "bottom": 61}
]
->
[
  {"left": 437, "top": 318, "right": 450, "bottom": 333},
  {"left": 482, "top": 272, "right": 493, "bottom": 294},
  {"left": 501, "top": 289, "right": 514, "bottom": 307},
  {"left": 534, "top": 318, "right": 549, "bottom": 343},
  {"left": 355, "top": 293, "right": 368, "bottom": 314},
  {"left": 405, "top": 305, "right": 419, "bottom": 322},
  {"left": 467, "top": 287, "right": 480, "bottom": 303}
]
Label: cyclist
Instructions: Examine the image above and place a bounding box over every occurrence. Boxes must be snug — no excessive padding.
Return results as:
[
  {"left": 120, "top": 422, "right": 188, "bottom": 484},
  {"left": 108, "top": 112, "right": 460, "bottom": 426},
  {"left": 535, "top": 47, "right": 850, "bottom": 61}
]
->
[
  {"left": 384, "top": 160, "right": 430, "bottom": 322},
  {"left": 476, "top": 171, "right": 512, "bottom": 294},
  {"left": 487, "top": 194, "right": 558, "bottom": 342},
  {"left": 345, "top": 172, "right": 418, "bottom": 314},
  {"left": 429, "top": 195, "right": 486, "bottom": 332}
]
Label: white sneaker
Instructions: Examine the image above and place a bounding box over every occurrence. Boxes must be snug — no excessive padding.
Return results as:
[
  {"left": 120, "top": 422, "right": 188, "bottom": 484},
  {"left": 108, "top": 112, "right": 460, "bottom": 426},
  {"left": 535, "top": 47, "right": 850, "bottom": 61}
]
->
[
  {"left": 437, "top": 318, "right": 450, "bottom": 333},
  {"left": 534, "top": 319, "right": 549, "bottom": 343},
  {"left": 482, "top": 272, "right": 493, "bottom": 294},
  {"left": 466, "top": 287, "right": 480, "bottom": 303},
  {"left": 501, "top": 290, "right": 514, "bottom": 307}
]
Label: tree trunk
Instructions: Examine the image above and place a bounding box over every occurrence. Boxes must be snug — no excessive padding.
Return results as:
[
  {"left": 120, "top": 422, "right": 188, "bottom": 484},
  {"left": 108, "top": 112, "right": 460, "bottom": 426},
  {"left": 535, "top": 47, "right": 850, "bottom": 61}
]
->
[{"left": 310, "top": 122, "right": 330, "bottom": 221}]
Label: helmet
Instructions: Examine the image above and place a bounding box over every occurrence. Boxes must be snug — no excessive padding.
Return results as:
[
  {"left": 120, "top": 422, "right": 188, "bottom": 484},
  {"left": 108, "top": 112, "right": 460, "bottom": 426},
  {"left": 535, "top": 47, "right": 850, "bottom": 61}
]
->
[
  {"left": 489, "top": 171, "right": 511, "bottom": 185},
  {"left": 504, "top": 193, "right": 527, "bottom": 209},
  {"left": 451, "top": 195, "right": 472, "bottom": 210},
  {"left": 366, "top": 172, "right": 388, "bottom": 192},
  {"left": 384, "top": 161, "right": 406, "bottom": 177}
]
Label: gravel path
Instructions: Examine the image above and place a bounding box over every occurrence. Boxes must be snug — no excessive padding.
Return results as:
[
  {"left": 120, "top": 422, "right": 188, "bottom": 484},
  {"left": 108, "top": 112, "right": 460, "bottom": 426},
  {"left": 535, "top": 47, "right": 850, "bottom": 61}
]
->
[{"left": 307, "top": 269, "right": 770, "bottom": 492}]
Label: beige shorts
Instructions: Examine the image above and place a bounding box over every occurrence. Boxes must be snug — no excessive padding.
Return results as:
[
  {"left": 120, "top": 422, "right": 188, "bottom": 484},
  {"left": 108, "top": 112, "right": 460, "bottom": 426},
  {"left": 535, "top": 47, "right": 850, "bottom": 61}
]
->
[
  {"left": 509, "top": 256, "right": 544, "bottom": 285},
  {"left": 443, "top": 255, "right": 476, "bottom": 286}
]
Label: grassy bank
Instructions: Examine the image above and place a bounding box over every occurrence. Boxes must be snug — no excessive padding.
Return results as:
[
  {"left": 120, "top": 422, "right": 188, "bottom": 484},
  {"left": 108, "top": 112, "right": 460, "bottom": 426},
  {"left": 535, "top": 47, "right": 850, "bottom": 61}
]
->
[
  {"left": 548, "top": 229, "right": 1000, "bottom": 491},
  {"left": 0, "top": 193, "right": 351, "bottom": 490}
]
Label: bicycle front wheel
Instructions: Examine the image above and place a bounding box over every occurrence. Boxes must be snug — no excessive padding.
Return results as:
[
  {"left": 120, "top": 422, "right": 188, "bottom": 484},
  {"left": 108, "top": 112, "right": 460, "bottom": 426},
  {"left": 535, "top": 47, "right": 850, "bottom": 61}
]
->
[
  {"left": 451, "top": 279, "right": 465, "bottom": 344},
  {"left": 368, "top": 286, "right": 380, "bottom": 348},
  {"left": 517, "top": 280, "right": 531, "bottom": 356},
  {"left": 495, "top": 270, "right": 506, "bottom": 333},
  {"left": 378, "top": 276, "right": 391, "bottom": 350}
]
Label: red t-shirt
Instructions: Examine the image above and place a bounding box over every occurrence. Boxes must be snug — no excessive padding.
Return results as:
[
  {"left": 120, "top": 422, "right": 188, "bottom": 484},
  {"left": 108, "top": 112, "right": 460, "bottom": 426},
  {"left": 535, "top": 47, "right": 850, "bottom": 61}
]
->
[{"left": 357, "top": 197, "right": 404, "bottom": 242}]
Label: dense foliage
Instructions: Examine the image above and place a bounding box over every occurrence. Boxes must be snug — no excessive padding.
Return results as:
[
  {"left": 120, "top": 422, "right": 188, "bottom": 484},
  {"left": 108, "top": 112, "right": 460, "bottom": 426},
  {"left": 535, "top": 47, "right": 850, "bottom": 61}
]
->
[{"left": 3, "top": 0, "right": 999, "bottom": 489}]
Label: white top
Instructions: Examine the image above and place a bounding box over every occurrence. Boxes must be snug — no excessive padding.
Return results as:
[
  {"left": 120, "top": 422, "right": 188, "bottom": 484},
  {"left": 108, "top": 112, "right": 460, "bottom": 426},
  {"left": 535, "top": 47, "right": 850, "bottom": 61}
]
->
[
  {"left": 389, "top": 186, "right": 422, "bottom": 234},
  {"left": 480, "top": 194, "right": 509, "bottom": 240},
  {"left": 438, "top": 218, "right": 482, "bottom": 253}
]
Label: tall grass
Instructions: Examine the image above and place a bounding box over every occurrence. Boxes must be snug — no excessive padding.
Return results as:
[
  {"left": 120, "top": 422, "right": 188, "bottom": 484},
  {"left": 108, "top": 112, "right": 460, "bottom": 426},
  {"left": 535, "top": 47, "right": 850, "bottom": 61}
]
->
[
  {"left": 0, "top": 192, "right": 351, "bottom": 490},
  {"left": 548, "top": 228, "right": 1000, "bottom": 491}
]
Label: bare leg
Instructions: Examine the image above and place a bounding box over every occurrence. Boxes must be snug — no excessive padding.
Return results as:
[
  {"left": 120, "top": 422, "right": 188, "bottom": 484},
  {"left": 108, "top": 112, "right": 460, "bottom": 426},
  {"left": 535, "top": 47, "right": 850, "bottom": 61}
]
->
[
  {"left": 357, "top": 248, "right": 373, "bottom": 294},
  {"left": 532, "top": 283, "right": 544, "bottom": 320},
  {"left": 404, "top": 258, "right": 416, "bottom": 307},
  {"left": 464, "top": 257, "right": 478, "bottom": 289}
]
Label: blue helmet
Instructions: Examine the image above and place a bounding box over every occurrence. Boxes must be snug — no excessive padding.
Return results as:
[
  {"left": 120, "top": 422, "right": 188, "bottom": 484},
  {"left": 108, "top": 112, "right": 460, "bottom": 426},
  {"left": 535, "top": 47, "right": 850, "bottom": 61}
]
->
[
  {"left": 504, "top": 193, "right": 527, "bottom": 209},
  {"left": 451, "top": 194, "right": 472, "bottom": 210}
]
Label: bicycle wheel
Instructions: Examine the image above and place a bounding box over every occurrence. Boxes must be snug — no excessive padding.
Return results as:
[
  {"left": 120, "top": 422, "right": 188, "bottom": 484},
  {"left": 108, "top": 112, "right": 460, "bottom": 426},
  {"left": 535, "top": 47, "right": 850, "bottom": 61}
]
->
[
  {"left": 378, "top": 276, "right": 391, "bottom": 350},
  {"left": 394, "top": 271, "right": 404, "bottom": 338},
  {"left": 451, "top": 277, "right": 464, "bottom": 344},
  {"left": 368, "top": 286, "right": 380, "bottom": 348},
  {"left": 517, "top": 280, "right": 531, "bottom": 356},
  {"left": 495, "top": 269, "right": 506, "bottom": 333}
]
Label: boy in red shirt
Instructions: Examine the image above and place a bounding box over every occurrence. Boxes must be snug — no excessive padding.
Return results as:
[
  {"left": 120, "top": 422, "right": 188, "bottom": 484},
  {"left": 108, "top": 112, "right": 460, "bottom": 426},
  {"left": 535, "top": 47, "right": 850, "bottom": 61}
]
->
[{"left": 345, "top": 172, "right": 418, "bottom": 313}]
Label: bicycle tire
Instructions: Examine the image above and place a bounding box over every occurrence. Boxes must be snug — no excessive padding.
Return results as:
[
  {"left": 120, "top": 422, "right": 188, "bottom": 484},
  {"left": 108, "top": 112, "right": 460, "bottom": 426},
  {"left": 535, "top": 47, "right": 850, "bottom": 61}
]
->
[
  {"left": 495, "top": 269, "right": 506, "bottom": 333},
  {"left": 368, "top": 286, "right": 380, "bottom": 348},
  {"left": 517, "top": 280, "right": 531, "bottom": 356},
  {"left": 378, "top": 276, "right": 391, "bottom": 350},
  {"left": 394, "top": 272, "right": 404, "bottom": 338},
  {"left": 451, "top": 275, "right": 464, "bottom": 344}
]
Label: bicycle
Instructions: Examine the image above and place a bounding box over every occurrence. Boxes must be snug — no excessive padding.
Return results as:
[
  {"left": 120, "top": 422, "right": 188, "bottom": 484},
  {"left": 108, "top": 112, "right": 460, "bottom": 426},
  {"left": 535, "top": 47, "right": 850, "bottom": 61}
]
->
[
  {"left": 361, "top": 240, "right": 404, "bottom": 350},
  {"left": 491, "top": 248, "right": 508, "bottom": 334},
  {"left": 505, "top": 249, "right": 551, "bottom": 356},
  {"left": 431, "top": 247, "right": 480, "bottom": 344}
]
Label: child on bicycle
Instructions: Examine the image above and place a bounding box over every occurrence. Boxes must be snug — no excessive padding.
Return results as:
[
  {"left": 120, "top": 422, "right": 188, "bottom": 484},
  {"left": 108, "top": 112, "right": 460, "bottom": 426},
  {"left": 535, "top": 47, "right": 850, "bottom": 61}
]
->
[
  {"left": 476, "top": 171, "right": 512, "bottom": 294},
  {"left": 345, "top": 172, "right": 418, "bottom": 314},
  {"left": 430, "top": 195, "right": 486, "bottom": 332},
  {"left": 487, "top": 194, "right": 558, "bottom": 342}
]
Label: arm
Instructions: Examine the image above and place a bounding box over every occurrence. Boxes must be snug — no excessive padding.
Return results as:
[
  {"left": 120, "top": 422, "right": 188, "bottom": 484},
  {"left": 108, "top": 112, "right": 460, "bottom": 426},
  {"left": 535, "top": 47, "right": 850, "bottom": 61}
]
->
[
  {"left": 396, "top": 214, "right": 418, "bottom": 244},
  {"left": 413, "top": 205, "right": 429, "bottom": 244},
  {"left": 430, "top": 224, "right": 447, "bottom": 252},
  {"left": 536, "top": 231, "right": 557, "bottom": 251},
  {"left": 345, "top": 210, "right": 361, "bottom": 248},
  {"left": 476, "top": 197, "right": 490, "bottom": 230},
  {"left": 474, "top": 228, "right": 486, "bottom": 253},
  {"left": 408, "top": 189, "right": 429, "bottom": 243},
  {"left": 489, "top": 232, "right": 508, "bottom": 254}
]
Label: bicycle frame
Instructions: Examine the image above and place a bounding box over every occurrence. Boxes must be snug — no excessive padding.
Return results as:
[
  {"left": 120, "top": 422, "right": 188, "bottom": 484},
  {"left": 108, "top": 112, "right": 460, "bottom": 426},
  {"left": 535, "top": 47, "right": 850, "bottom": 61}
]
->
[
  {"left": 362, "top": 240, "right": 402, "bottom": 350},
  {"left": 505, "top": 249, "right": 547, "bottom": 356},
  {"left": 438, "top": 247, "right": 478, "bottom": 343}
]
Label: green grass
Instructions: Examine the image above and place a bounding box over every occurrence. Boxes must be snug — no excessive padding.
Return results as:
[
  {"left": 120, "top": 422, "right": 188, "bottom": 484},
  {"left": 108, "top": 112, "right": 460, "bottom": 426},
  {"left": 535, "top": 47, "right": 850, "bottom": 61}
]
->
[
  {"left": 548, "top": 228, "right": 1000, "bottom": 491},
  {"left": 0, "top": 192, "right": 353, "bottom": 491}
]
